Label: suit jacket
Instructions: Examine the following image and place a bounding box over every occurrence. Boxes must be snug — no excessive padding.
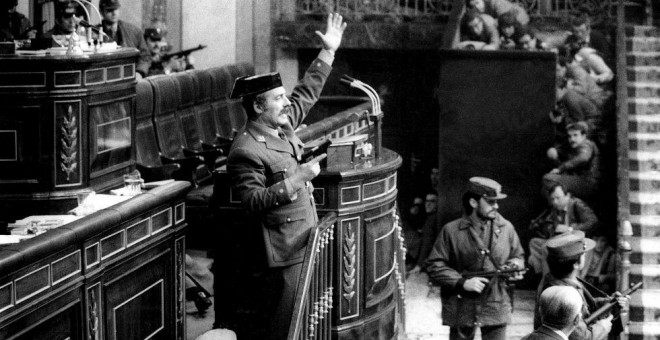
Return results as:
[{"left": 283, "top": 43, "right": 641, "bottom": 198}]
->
[
  {"left": 228, "top": 58, "right": 331, "bottom": 267},
  {"left": 522, "top": 325, "right": 566, "bottom": 340},
  {"left": 99, "top": 20, "right": 150, "bottom": 76},
  {"left": 535, "top": 274, "right": 610, "bottom": 340},
  {"left": 529, "top": 195, "right": 598, "bottom": 238}
]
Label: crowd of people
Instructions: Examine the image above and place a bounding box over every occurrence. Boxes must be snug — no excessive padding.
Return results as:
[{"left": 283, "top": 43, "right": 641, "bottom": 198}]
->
[
  {"left": 0, "top": 0, "right": 193, "bottom": 78},
  {"left": 402, "top": 2, "right": 624, "bottom": 339}
]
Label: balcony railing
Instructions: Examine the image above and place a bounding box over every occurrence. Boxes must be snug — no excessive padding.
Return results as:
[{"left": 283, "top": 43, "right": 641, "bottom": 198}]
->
[{"left": 275, "top": 0, "right": 620, "bottom": 22}]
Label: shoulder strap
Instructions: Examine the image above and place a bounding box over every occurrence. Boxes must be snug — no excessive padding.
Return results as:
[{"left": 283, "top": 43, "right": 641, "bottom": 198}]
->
[{"left": 466, "top": 223, "right": 500, "bottom": 270}]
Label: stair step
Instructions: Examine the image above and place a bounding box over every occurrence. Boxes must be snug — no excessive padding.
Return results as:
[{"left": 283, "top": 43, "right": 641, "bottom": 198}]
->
[
  {"left": 627, "top": 37, "right": 660, "bottom": 53},
  {"left": 629, "top": 215, "right": 660, "bottom": 237},
  {"left": 629, "top": 193, "right": 660, "bottom": 215},
  {"left": 628, "top": 321, "right": 660, "bottom": 340},
  {"left": 629, "top": 115, "right": 660, "bottom": 134},
  {"left": 629, "top": 97, "right": 660, "bottom": 116},
  {"left": 628, "top": 66, "right": 660, "bottom": 82},
  {"left": 629, "top": 151, "right": 660, "bottom": 173},
  {"left": 629, "top": 82, "right": 660, "bottom": 98},
  {"left": 626, "top": 25, "right": 660, "bottom": 38},
  {"left": 630, "top": 242, "right": 660, "bottom": 266},
  {"left": 629, "top": 133, "right": 660, "bottom": 152},
  {"left": 629, "top": 171, "right": 660, "bottom": 192},
  {"left": 628, "top": 52, "right": 660, "bottom": 67}
]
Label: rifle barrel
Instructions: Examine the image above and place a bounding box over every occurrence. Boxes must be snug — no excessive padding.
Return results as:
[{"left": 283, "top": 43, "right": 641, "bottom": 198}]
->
[{"left": 584, "top": 282, "right": 643, "bottom": 325}]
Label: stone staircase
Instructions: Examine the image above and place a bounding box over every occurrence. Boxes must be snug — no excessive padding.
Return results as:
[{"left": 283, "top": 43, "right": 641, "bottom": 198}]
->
[{"left": 625, "top": 24, "right": 660, "bottom": 340}]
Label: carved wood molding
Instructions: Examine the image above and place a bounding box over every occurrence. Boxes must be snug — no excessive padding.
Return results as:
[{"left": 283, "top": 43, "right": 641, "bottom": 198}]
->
[
  {"left": 342, "top": 222, "right": 356, "bottom": 310},
  {"left": 59, "top": 105, "right": 78, "bottom": 182}
]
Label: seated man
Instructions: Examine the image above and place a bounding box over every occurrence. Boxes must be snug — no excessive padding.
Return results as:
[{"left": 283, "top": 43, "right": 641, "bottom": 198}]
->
[
  {"left": 552, "top": 52, "right": 611, "bottom": 143},
  {"left": 564, "top": 12, "right": 613, "bottom": 68},
  {"left": 543, "top": 122, "right": 600, "bottom": 200},
  {"left": 528, "top": 183, "right": 598, "bottom": 275},
  {"left": 468, "top": 0, "right": 529, "bottom": 27},
  {"left": 456, "top": 8, "right": 499, "bottom": 50},
  {"left": 0, "top": 0, "right": 32, "bottom": 41}
]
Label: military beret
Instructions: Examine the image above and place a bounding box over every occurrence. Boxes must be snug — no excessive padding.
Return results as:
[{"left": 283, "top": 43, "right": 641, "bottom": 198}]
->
[
  {"left": 230, "top": 72, "right": 282, "bottom": 99},
  {"left": 144, "top": 28, "right": 163, "bottom": 41},
  {"left": 100, "top": 0, "right": 120, "bottom": 10},
  {"left": 466, "top": 176, "right": 507, "bottom": 200},
  {"left": 546, "top": 230, "right": 595, "bottom": 260}
]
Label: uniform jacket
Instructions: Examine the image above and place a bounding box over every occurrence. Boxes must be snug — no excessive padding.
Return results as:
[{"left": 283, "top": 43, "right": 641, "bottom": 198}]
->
[
  {"left": 426, "top": 213, "right": 525, "bottom": 327},
  {"left": 228, "top": 58, "right": 331, "bottom": 268},
  {"left": 535, "top": 274, "right": 609, "bottom": 340},
  {"left": 522, "top": 325, "right": 567, "bottom": 340},
  {"left": 98, "top": 20, "right": 150, "bottom": 76},
  {"left": 529, "top": 195, "right": 598, "bottom": 238}
]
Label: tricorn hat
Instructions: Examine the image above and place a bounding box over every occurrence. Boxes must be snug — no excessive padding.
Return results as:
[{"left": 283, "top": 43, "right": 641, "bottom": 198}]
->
[
  {"left": 546, "top": 230, "right": 596, "bottom": 260},
  {"left": 466, "top": 176, "right": 507, "bottom": 200},
  {"left": 230, "top": 72, "right": 282, "bottom": 99},
  {"left": 99, "top": 0, "right": 120, "bottom": 10},
  {"left": 144, "top": 28, "right": 163, "bottom": 41}
]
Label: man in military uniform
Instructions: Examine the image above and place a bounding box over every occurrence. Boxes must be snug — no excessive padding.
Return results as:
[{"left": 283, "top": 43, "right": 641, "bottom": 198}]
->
[
  {"left": 535, "top": 230, "right": 629, "bottom": 340},
  {"left": 226, "top": 13, "right": 346, "bottom": 340},
  {"left": 98, "top": 0, "right": 150, "bottom": 78},
  {"left": 144, "top": 27, "right": 189, "bottom": 77},
  {"left": 426, "top": 177, "right": 525, "bottom": 340},
  {"left": 42, "top": 1, "right": 79, "bottom": 38}
]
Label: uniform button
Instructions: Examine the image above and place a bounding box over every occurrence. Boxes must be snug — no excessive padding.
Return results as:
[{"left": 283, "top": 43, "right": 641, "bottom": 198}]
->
[
  {"left": 286, "top": 218, "right": 291, "bottom": 222},
  {"left": 275, "top": 202, "right": 279, "bottom": 206},
  {"left": 284, "top": 168, "right": 287, "bottom": 172},
  {"left": 279, "top": 189, "right": 284, "bottom": 193},
  {"left": 243, "top": 132, "right": 247, "bottom": 135},
  {"left": 316, "top": 62, "right": 321, "bottom": 67}
]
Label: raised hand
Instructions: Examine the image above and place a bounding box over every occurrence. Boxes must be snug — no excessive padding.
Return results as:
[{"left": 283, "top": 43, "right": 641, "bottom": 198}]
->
[{"left": 315, "top": 13, "right": 347, "bottom": 54}]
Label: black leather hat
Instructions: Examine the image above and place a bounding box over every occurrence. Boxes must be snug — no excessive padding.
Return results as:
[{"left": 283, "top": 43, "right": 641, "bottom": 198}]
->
[
  {"left": 100, "top": 0, "right": 120, "bottom": 10},
  {"left": 230, "top": 72, "right": 283, "bottom": 99},
  {"left": 144, "top": 28, "right": 163, "bottom": 41}
]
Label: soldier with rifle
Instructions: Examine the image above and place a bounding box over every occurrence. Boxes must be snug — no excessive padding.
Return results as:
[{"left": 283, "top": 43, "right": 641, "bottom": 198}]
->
[
  {"left": 426, "top": 177, "right": 526, "bottom": 340},
  {"left": 144, "top": 27, "right": 205, "bottom": 77},
  {"left": 535, "top": 230, "right": 631, "bottom": 340}
]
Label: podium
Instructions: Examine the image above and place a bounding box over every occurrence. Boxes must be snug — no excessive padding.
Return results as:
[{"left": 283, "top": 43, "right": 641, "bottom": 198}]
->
[{"left": 0, "top": 48, "right": 140, "bottom": 222}]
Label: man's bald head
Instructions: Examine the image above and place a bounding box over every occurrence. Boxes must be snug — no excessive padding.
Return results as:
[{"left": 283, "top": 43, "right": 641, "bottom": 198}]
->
[{"left": 539, "top": 286, "right": 583, "bottom": 330}]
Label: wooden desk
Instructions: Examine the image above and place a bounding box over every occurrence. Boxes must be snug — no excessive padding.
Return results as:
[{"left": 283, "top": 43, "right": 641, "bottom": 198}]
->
[
  {"left": 0, "top": 181, "right": 190, "bottom": 340},
  {"left": 0, "top": 48, "right": 140, "bottom": 222}
]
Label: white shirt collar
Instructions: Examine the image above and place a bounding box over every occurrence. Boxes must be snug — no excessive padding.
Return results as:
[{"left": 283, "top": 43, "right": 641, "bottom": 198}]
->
[{"left": 547, "top": 326, "right": 569, "bottom": 340}]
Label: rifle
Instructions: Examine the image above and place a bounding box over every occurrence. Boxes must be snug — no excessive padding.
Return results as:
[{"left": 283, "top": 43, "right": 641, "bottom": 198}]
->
[
  {"left": 584, "top": 281, "right": 643, "bottom": 325},
  {"left": 463, "top": 267, "right": 528, "bottom": 279},
  {"left": 161, "top": 44, "right": 206, "bottom": 61}
]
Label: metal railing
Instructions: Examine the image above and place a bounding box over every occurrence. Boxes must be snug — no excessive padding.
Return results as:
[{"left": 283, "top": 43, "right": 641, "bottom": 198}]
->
[
  {"left": 288, "top": 213, "right": 337, "bottom": 340},
  {"left": 276, "top": 0, "right": 619, "bottom": 21}
]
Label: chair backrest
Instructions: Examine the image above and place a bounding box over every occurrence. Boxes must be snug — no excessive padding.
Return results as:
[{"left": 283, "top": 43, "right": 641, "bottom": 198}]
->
[
  {"left": 134, "top": 79, "right": 162, "bottom": 167},
  {"left": 207, "top": 66, "right": 235, "bottom": 138},
  {"left": 149, "top": 75, "right": 187, "bottom": 159},
  {"left": 172, "top": 71, "right": 204, "bottom": 150},
  {"left": 189, "top": 69, "right": 221, "bottom": 144}
]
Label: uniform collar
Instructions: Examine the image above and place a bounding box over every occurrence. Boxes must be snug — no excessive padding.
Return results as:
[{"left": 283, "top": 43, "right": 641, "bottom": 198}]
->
[{"left": 245, "top": 120, "right": 294, "bottom": 155}]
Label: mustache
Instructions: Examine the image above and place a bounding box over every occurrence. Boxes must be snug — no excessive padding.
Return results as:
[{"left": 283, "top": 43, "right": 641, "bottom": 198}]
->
[{"left": 281, "top": 105, "right": 292, "bottom": 115}]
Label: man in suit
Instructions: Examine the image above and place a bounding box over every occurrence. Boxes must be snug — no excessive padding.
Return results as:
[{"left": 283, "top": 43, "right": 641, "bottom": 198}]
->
[
  {"left": 98, "top": 0, "right": 150, "bottom": 78},
  {"left": 226, "top": 13, "right": 346, "bottom": 340},
  {"left": 523, "top": 286, "right": 583, "bottom": 340}
]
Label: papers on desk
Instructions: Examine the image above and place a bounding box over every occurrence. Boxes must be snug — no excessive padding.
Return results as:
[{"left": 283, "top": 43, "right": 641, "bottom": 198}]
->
[
  {"left": 70, "top": 194, "right": 131, "bottom": 216},
  {"left": 5, "top": 215, "right": 83, "bottom": 243}
]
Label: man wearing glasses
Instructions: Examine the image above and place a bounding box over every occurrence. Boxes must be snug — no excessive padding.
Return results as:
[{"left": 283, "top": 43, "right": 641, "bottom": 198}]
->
[{"left": 426, "top": 177, "right": 525, "bottom": 340}]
